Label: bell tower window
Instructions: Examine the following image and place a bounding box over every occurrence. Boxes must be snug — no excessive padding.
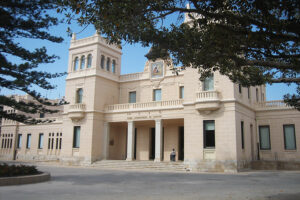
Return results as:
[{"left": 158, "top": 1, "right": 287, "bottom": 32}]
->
[
  {"left": 74, "top": 57, "right": 79, "bottom": 71},
  {"left": 80, "top": 56, "right": 85, "bottom": 69},
  {"left": 87, "top": 54, "right": 92, "bottom": 68},
  {"left": 106, "top": 58, "right": 110, "bottom": 71}
]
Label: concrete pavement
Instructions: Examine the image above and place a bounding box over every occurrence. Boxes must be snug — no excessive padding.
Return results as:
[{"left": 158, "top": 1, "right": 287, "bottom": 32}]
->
[{"left": 0, "top": 165, "right": 300, "bottom": 200}]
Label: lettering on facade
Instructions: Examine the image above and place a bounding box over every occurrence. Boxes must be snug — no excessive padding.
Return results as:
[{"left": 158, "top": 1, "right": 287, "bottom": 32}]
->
[{"left": 127, "top": 111, "right": 161, "bottom": 120}]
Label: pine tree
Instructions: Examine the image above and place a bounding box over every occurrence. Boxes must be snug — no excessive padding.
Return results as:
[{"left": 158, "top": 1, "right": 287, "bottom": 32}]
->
[
  {"left": 61, "top": 0, "right": 300, "bottom": 110},
  {"left": 0, "top": 0, "right": 65, "bottom": 124}
]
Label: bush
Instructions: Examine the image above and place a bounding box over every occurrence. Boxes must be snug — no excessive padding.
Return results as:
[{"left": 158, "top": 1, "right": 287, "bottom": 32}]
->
[{"left": 0, "top": 163, "right": 41, "bottom": 177}]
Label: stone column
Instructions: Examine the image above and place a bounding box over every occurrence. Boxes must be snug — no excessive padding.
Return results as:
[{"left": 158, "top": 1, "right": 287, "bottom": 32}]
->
[
  {"left": 126, "top": 121, "right": 135, "bottom": 161},
  {"left": 103, "top": 122, "right": 110, "bottom": 160},
  {"left": 155, "top": 119, "right": 163, "bottom": 162}
]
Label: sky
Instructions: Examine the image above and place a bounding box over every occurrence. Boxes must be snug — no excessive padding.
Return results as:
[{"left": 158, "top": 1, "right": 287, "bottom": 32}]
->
[{"left": 2, "top": 12, "right": 297, "bottom": 101}]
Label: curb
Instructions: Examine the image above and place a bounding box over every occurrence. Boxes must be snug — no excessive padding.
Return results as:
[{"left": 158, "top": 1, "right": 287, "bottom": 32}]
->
[{"left": 0, "top": 172, "right": 51, "bottom": 186}]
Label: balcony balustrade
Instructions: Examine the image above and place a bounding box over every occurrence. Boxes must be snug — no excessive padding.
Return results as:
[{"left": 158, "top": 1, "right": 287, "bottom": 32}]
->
[
  {"left": 254, "top": 100, "right": 291, "bottom": 111},
  {"left": 195, "top": 91, "right": 221, "bottom": 111},
  {"left": 105, "top": 99, "right": 183, "bottom": 112},
  {"left": 119, "top": 72, "right": 144, "bottom": 82},
  {"left": 68, "top": 103, "right": 86, "bottom": 120}
]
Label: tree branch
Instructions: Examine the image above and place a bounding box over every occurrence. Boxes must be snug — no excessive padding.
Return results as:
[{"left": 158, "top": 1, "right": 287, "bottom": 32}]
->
[{"left": 270, "top": 77, "right": 300, "bottom": 83}]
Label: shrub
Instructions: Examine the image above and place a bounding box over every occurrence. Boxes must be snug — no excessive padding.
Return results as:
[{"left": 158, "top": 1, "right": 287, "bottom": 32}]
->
[{"left": 0, "top": 163, "right": 41, "bottom": 177}]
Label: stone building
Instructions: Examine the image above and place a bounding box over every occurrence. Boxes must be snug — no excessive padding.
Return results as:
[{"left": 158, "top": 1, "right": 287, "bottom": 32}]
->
[{"left": 0, "top": 32, "right": 299, "bottom": 172}]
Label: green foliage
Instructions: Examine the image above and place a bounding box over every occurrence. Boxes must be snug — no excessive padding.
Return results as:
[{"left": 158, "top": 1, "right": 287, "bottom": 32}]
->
[
  {"left": 60, "top": 0, "right": 300, "bottom": 110},
  {"left": 0, "top": 0, "right": 66, "bottom": 124},
  {"left": 0, "top": 163, "right": 40, "bottom": 177}
]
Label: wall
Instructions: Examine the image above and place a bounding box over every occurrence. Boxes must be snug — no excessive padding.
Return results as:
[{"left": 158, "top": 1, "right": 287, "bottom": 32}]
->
[
  {"left": 256, "top": 109, "right": 300, "bottom": 161},
  {"left": 14, "top": 122, "right": 62, "bottom": 161}
]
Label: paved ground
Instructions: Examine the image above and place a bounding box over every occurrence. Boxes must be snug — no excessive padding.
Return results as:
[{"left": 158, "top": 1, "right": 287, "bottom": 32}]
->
[{"left": 0, "top": 165, "right": 300, "bottom": 200}]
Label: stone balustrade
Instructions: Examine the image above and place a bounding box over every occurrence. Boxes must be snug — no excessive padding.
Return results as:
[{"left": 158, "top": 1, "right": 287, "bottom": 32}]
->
[
  {"left": 70, "top": 35, "right": 121, "bottom": 52},
  {"left": 196, "top": 91, "right": 220, "bottom": 101},
  {"left": 119, "top": 72, "right": 144, "bottom": 82},
  {"left": 70, "top": 36, "right": 96, "bottom": 46},
  {"left": 195, "top": 91, "right": 221, "bottom": 111},
  {"left": 69, "top": 103, "right": 86, "bottom": 111},
  {"left": 105, "top": 99, "right": 184, "bottom": 112},
  {"left": 68, "top": 103, "right": 86, "bottom": 120},
  {"left": 254, "top": 100, "right": 291, "bottom": 110}
]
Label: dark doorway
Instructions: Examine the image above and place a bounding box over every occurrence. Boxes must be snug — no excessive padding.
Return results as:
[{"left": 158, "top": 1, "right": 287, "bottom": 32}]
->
[
  {"left": 134, "top": 128, "right": 137, "bottom": 160},
  {"left": 178, "top": 126, "right": 184, "bottom": 161},
  {"left": 149, "top": 128, "right": 155, "bottom": 160}
]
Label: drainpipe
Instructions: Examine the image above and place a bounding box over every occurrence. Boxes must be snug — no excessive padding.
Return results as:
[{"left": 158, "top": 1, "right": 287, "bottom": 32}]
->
[{"left": 255, "top": 118, "right": 260, "bottom": 160}]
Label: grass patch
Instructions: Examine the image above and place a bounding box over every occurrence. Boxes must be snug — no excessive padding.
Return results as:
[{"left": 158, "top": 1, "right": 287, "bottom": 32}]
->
[{"left": 0, "top": 163, "right": 41, "bottom": 177}]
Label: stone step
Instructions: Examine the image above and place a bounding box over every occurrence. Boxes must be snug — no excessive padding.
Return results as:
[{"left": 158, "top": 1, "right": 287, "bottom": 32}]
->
[{"left": 92, "top": 160, "right": 188, "bottom": 172}]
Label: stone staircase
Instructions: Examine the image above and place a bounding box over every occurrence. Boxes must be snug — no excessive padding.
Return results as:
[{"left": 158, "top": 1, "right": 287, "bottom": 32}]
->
[{"left": 92, "top": 160, "right": 189, "bottom": 172}]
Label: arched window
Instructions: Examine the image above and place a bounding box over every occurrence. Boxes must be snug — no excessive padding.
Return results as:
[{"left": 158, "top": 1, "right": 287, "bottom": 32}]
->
[
  {"left": 100, "top": 55, "right": 105, "bottom": 69},
  {"left": 76, "top": 88, "right": 83, "bottom": 103},
  {"left": 80, "top": 56, "right": 85, "bottom": 69},
  {"left": 74, "top": 57, "right": 79, "bottom": 71},
  {"left": 87, "top": 54, "right": 92, "bottom": 68},
  {"left": 106, "top": 58, "right": 110, "bottom": 71},
  {"left": 203, "top": 74, "right": 214, "bottom": 91},
  {"left": 112, "top": 60, "right": 116, "bottom": 73}
]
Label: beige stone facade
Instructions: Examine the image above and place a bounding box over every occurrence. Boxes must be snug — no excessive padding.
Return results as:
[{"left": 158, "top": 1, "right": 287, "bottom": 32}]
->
[{"left": 1, "top": 32, "right": 299, "bottom": 172}]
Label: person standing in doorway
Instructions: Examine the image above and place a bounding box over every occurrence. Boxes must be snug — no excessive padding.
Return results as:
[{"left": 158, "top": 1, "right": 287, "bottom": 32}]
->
[{"left": 170, "top": 148, "right": 176, "bottom": 162}]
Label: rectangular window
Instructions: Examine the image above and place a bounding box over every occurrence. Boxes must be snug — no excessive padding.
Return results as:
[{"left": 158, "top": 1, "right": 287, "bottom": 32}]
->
[
  {"left": 256, "top": 88, "right": 259, "bottom": 102},
  {"left": 283, "top": 124, "right": 296, "bottom": 150},
  {"left": 153, "top": 89, "right": 161, "bottom": 101},
  {"left": 179, "top": 86, "right": 184, "bottom": 99},
  {"left": 48, "top": 138, "right": 51, "bottom": 149},
  {"left": 73, "top": 126, "right": 81, "bottom": 148},
  {"left": 9, "top": 139, "right": 12, "bottom": 148},
  {"left": 203, "top": 75, "right": 214, "bottom": 91},
  {"left": 26, "top": 134, "right": 31, "bottom": 149},
  {"left": 259, "top": 126, "right": 271, "bottom": 150},
  {"left": 204, "top": 120, "right": 215, "bottom": 148},
  {"left": 56, "top": 138, "right": 59, "bottom": 149},
  {"left": 239, "top": 84, "right": 242, "bottom": 93},
  {"left": 51, "top": 138, "right": 54, "bottom": 149},
  {"left": 247, "top": 87, "right": 250, "bottom": 99},
  {"left": 59, "top": 138, "right": 62, "bottom": 149},
  {"left": 17, "top": 134, "right": 22, "bottom": 149},
  {"left": 38, "top": 133, "right": 44, "bottom": 149},
  {"left": 39, "top": 113, "right": 45, "bottom": 118},
  {"left": 241, "top": 121, "right": 244, "bottom": 149},
  {"left": 129, "top": 91, "right": 136, "bottom": 103}
]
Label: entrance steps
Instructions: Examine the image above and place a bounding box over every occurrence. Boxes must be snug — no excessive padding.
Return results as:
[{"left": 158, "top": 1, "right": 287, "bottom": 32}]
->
[{"left": 92, "top": 160, "right": 189, "bottom": 172}]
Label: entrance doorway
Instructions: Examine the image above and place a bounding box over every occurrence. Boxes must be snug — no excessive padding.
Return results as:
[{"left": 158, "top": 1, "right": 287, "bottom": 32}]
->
[
  {"left": 178, "top": 126, "right": 184, "bottom": 161},
  {"left": 149, "top": 128, "right": 155, "bottom": 160}
]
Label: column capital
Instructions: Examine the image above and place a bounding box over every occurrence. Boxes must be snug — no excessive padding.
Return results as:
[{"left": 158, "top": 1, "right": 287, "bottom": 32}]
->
[{"left": 155, "top": 119, "right": 162, "bottom": 123}]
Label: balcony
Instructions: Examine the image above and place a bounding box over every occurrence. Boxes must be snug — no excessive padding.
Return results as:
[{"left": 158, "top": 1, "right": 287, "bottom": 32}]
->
[
  {"left": 105, "top": 99, "right": 184, "bottom": 113},
  {"left": 195, "top": 91, "right": 221, "bottom": 111},
  {"left": 254, "top": 100, "right": 291, "bottom": 111},
  {"left": 68, "top": 103, "right": 86, "bottom": 120}
]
